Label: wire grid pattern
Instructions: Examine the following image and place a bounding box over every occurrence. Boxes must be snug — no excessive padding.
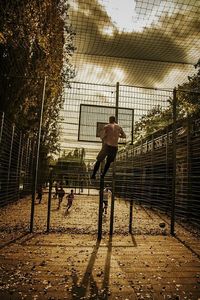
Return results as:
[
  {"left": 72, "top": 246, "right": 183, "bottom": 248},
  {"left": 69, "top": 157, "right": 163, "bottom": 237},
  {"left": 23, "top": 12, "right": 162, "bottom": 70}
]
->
[
  {"left": 0, "top": 112, "right": 35, "bottom": 206},
  {"left": 60, "top": 82, "right": 116, "bottom": 159},
  {"left": 114, "top": 116, "right": 200, "bottom": 229},
  {"left": 59, "top": 83, "right": 200, "bottom": 231},
  {"left": 68, "top": 0, "right": 200, "bottom": 87},
  {"left": 60, "top": 82, "right": 172, "bottom": 160}
]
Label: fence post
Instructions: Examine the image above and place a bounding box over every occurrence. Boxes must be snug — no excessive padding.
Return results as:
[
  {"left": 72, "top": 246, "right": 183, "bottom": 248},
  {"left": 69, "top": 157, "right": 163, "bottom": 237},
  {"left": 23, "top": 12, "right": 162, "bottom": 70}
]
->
[
  {"left": 186, "top": 116, "right": 191, "bottom": 218},
  {"left": 131, "top": 109, "right": 134, "bottom": 145},
  {"left": 30, "top": 76, "right": 47, "bottom": 233},
  {"left": 0, "top": 112, "right": 4, "bottom": 144},
  {"left": 171, "top": 88, "right": 177, "bottom": 235},
  {"left": 16, "top": 132, "right": 22, "bottom": 199},
  {"left": 129, "top": 110, "right": 134, "bottom": 233},
  {"left": 47, "top": 168, "right": 53, "bottom": 232},
  {"left": 98, "top": 170, "right": 104, "bottom": 240},
  {"left": 165, "top": 127, "right": 169, "bottom": 210},
  {"left": 110, "top": 82, "right": 119, "bottom": 236},
  {"left": 7, "top": 125, "right": 15, "bottom": 201}
]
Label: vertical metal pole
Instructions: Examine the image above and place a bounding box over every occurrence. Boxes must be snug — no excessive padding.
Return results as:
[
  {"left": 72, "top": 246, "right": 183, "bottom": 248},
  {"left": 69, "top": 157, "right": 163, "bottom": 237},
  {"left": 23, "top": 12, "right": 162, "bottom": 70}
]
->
[
  {"left": 0, "top": 112, "right": 5, "bottom": 144},
  {"left": 7, "top": 125, "right": 15, "bottom": 200},
  {"left": 78, "top": 105, "right": 82, "bottom": 141},
  {"left": 115, "top": 82, "right": 119, "bottom": 122},
  {"left": 171, "top": 88, "right": 177, "bottom": 235},
  {"left": 7, "top": 125, "right": 15, "bottom": 181},
  {"left": 110, "top": 82, "right": 119, "bottom": 235},
  {"left": 23, "top": 138, "right": 29, "bottom": 191},
  {"left": 47, "top": 169, "right": 53, "bottom": 232},
  {"left": 129, "top": 109, "right": 134, "bottom": 232},
  {"left": 151, "top": 134, "right": 155, "bottom": 208},
  {"left": 165, "top": 127, "right": 169, "bottom": 208},
  {"left": 98, "top": 163, "right": 104, "bottom": 240},
  {"left": 16, "top": 132, "right": 22, "bottom": 199},
  {"left": 30, "top": 76, "right": 47, "bottom": 233},
  {"left": 0, "top": 112, "right": 5, "bottom": 195},
  {"left": 19, "top": 137, "right": 25, "bottom": 193},
  {"left": 186, "top": 116, "right": 191, "bottom": 218},
  {"left": 131, "top": 109, "right": 134, "bottom": 145}
]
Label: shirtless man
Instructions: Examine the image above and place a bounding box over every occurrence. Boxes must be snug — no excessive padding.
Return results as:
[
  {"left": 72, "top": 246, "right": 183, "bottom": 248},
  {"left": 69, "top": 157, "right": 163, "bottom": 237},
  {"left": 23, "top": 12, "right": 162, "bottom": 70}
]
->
[{"left": 91, "top": 116, "right": 126, "bottom": 179}]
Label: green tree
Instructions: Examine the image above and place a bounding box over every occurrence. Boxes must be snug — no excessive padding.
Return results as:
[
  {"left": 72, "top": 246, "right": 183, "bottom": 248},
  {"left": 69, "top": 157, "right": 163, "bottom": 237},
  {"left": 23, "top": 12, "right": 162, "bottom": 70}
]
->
[
  {"left": 134, "top": 61, "right": 200, "bottom": 141},
  {"left": 0, "top": 0, "right": 75, "bottom": 153},
  {"left": 0, "top": 0, "right": 76, "bottom": 184},
  {"left": 134, "top": 105, "right": 173, "bottom": 140},
  {"left": 177, "top": 59, "right": 200, "bottom": 117}
]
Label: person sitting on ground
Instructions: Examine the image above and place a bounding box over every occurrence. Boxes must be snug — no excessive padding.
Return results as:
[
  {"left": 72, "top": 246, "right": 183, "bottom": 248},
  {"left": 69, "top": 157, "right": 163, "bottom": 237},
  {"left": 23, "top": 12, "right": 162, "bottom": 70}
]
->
[
  {"left": 91, "top": 116, "right": 126, "bottom": 179},
  {"left": 66, "top": 189, "right": 75, "bottom": 212}
]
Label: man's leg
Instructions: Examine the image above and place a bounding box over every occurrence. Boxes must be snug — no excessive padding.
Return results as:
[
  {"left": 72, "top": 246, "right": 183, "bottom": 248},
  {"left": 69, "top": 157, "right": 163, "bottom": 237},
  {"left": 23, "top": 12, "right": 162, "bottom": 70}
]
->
[
  {"left": 101, "top": 158, "right": 111, "bottom": 177},
  {"left": 67, "top": 202, "right": 72, "bottom": 211},
  {"left": 91, "top": 144, "right": 107, "bottom": 179},
  {"left": 91, "top": 160, "right": 101, "bottom": 179},
  {"left": 101, "top": 146, "right": 117, "bottom": 177}
]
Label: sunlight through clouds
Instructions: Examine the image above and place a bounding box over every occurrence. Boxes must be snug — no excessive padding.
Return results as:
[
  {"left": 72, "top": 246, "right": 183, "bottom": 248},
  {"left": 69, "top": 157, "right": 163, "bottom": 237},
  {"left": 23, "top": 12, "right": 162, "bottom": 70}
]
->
[
  {"left": 101, "top": 25, "right": 115, "bottom": 37},
  {"left": 99, "top": 0, "right": 137, "bottom": 32},
  {"left": 68, "top": 0, "right": 200, "bottom": 87},
  {"left": 112, "top": 67, "right": 125, "bottom": 81},
  {"left": 98, "top": 0, "right": 178, "bottom": 33},
  {"left": 77, "top": 63, "right": 125, "bottom": 84},
  {"left": 79, "top": 63, "right": 104, "bottom": 82}
]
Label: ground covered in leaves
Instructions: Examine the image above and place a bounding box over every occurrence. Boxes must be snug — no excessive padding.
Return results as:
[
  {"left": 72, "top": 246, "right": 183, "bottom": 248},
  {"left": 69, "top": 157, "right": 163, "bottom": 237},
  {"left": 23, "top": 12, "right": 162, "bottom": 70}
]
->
[{"left": 0, "top": 191, "right": 200, "bottom": 299}]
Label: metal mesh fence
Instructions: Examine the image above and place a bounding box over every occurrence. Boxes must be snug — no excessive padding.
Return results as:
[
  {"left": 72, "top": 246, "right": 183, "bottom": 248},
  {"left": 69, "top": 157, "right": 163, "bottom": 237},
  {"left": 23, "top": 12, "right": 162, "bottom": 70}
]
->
[
  {"left": 116, "top": 116, "right": 200, "bottom": 231},
  {"left": 57, "top": 82, "right": 200, "bottom": 235},
  {"left": 60, "top": 82, "right": 172, "bottom": 159},
  {"left": 0, "top": 81, "right": 199, "bottom": 238},
  {"left": 0, "top": 112, "right": 35, "bottom": 206}
]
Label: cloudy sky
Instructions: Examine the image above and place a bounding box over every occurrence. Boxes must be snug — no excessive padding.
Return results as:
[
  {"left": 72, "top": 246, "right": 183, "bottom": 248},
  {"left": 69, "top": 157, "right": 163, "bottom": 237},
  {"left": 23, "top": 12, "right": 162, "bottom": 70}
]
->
[
  {"left": 60, "top": 0, "right": 200, "bottom": 159},
  {"left": 68, "top": 0, "right": 200, "bottom": 88}
]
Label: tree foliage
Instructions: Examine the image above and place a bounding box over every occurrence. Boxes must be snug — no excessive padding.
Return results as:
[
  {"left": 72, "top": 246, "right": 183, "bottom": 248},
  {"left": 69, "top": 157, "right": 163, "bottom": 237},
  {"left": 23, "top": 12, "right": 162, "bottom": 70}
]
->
[
  {"left": 176, "top": 59, "right": 200, "bottom": 117},
  {"left": 134, "top": 61, "right": 200, "bottom": 141},
  {"left": 134, "top": 105, "right": 172, "bottom": 140},
  {"left": 0, "top": 0, "right": 76, "bottom": 155}
]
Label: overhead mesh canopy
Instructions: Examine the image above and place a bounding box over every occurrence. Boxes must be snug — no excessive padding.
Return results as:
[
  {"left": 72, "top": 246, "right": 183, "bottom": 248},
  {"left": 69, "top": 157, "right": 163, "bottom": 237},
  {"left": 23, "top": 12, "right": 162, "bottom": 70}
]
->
[{"left": 68, "top": 0, "right": 200, "bottom": 88}]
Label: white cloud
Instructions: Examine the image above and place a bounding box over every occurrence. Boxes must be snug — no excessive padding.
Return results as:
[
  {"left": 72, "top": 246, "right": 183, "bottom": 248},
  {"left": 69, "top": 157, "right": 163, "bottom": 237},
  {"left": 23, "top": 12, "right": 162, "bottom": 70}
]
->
[{"left": 98, "top": 0, "right": 178, "bottom": 33}]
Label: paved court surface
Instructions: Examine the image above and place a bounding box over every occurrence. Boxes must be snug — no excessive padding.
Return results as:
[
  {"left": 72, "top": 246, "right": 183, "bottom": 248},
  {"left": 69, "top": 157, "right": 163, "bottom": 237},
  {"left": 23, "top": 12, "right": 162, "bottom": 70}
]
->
[{"left": 0, "top": 192, "right": 200, "bottom": 299}]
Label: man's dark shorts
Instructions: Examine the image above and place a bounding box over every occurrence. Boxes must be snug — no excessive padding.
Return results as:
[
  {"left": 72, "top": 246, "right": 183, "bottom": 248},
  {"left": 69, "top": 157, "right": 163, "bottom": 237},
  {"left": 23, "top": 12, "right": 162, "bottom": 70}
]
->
[{"left": 97, "top": 144, "right": 118, "bottom": 163}]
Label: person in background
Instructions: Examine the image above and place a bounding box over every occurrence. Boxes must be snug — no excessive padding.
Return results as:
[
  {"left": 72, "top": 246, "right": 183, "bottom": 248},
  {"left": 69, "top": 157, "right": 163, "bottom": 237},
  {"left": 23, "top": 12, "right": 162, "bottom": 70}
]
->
[
  {"left": 57, "top": 186, "right": 65, "bottom": 209},
  {"left": 37, "top": 185, "right": 43, "bottom": 204},
  {"left": 103, "top": 186, "right": 112, "bottom": 214},
  {"left": 66, "top": 189, "right": 75, "bottom": 212},
  {"left": 54, "top": 182, "right": 59, "bottom": 199}
]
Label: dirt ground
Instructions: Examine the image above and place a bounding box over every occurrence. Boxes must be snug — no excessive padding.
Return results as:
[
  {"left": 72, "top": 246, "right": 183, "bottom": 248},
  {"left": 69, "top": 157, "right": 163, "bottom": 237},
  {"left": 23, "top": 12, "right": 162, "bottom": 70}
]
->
[{"left": 0, "top": 191, "right": 200, "bottom": 299}]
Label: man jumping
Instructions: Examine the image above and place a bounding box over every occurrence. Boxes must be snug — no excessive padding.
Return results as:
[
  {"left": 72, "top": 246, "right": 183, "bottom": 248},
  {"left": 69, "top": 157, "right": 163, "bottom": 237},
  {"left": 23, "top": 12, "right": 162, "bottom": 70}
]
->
[{"left": 91, "top": 116, "right": 126, "bottom": 179}]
